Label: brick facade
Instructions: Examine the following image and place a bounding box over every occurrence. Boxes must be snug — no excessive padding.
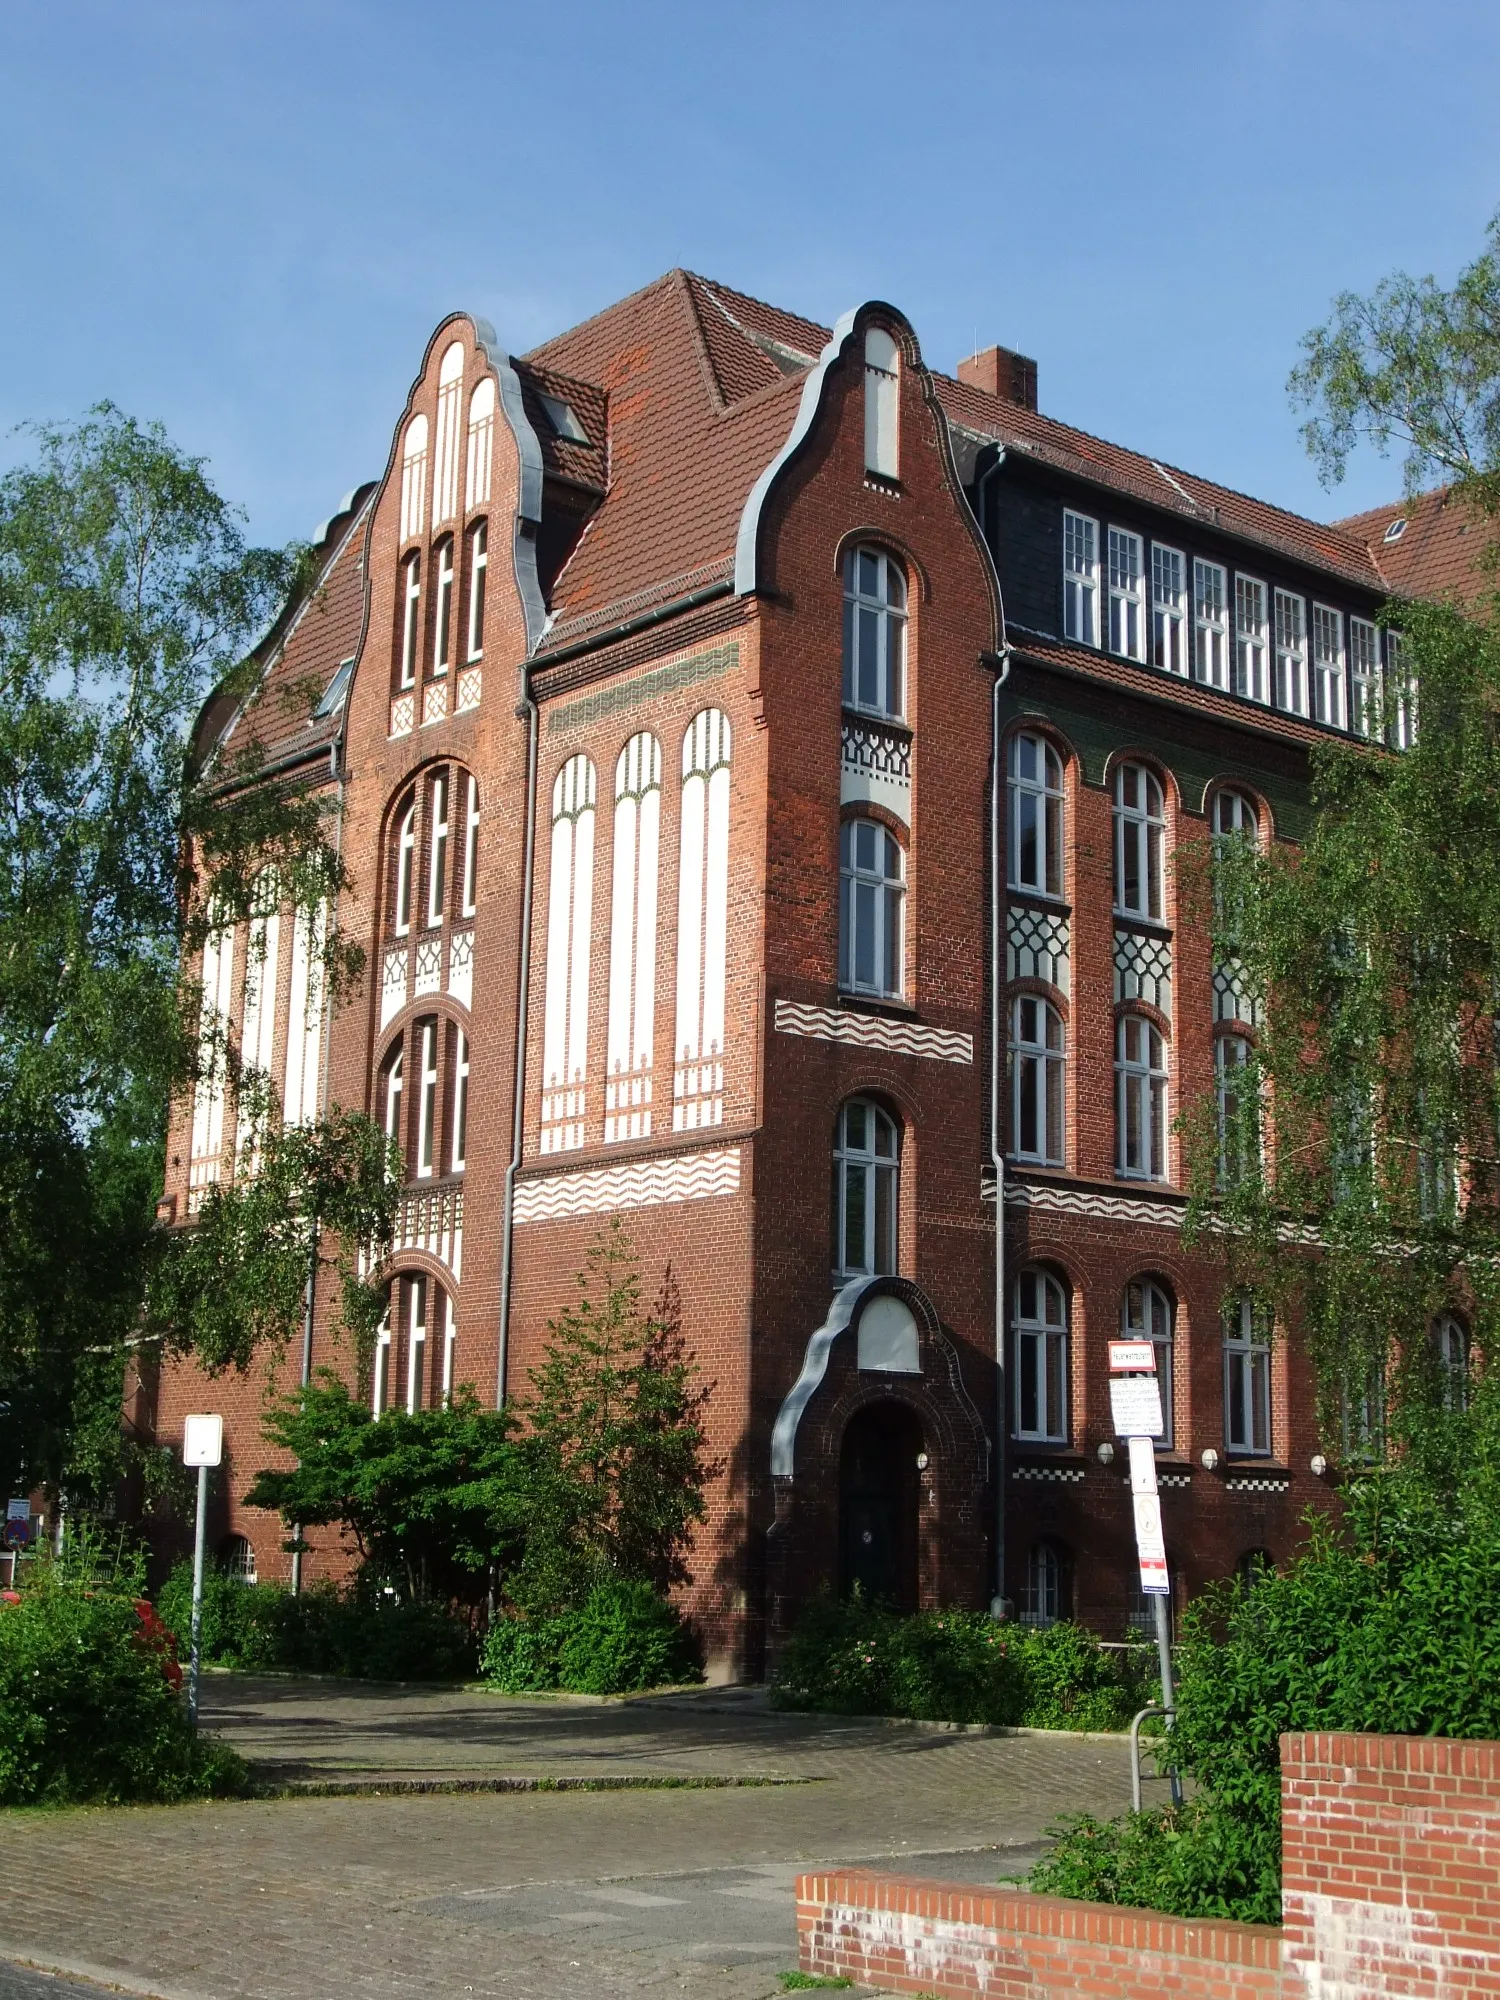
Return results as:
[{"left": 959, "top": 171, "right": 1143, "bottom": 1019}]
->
[{"left": 147, "top": 276, "right": 1434, "bottom": 1676}]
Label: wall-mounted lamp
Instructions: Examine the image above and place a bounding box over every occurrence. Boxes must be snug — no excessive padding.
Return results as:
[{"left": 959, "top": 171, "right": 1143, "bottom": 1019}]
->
[
  {"left": 915, "top": 1452, "right": 929, "bottom": 1471},
  {"left": 1200, "top": 1447, "right": 1221, "bottom": 1472},
  {"left": 1095, "top": 1440, "right": 1115, "bottom": 1465},
  {"left": 1310, "top": 1454, "right": 1328, "bottom": 1478}
]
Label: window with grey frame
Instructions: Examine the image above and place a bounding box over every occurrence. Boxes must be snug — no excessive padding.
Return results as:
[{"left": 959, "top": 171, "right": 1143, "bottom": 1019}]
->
[
  {"left": 1224, "top": 1295, "right": 1271, "bottom": 1456},
  {"left": 1010, "top": 994, "right": 1065, "bottom": 1166},
  {"left": 839, "top": 818, "right": 905, "bottom": 999},
  {"left": 1020, "top": 1538, "right": 1068, "bottom": 1627},
  {"left": 1007, "top": 731, "right": 1065, "bottom": 899},
  {"left": 1117, "top": 1014, "right": 1168, "bottom": 1181},
  {"left": 842, "top": 546, "right": 907, "bottom": 718},
  {"left": 832, "top": 1097, "right": 899, "bottom": 1280},
  {"left": 1113, "top": 763, "right": 1165, "bottom": 921},
  {"left": 1122, "top": 1278, "right": 1173, "bottom": 1446},
  {"left": 1012, "top": 1267, "right": 1068, "bottom": 1443}
]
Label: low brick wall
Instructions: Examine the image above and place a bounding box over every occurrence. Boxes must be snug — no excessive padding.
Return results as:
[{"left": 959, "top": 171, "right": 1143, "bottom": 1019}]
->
[{"left": 796, "top": 1731, "right": 1500, "bottom": 1998}]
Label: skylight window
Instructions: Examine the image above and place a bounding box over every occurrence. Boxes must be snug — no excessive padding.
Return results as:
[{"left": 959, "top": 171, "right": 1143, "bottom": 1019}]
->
[
  {"left": 312, "top": 657, "right": 355, "bottom": 718},
  {"left": 1384, "top": 517, "right": 1408, "bottom": 543},
  {"left": 538, "top": 393, "right": 589, "bottom": 444}
]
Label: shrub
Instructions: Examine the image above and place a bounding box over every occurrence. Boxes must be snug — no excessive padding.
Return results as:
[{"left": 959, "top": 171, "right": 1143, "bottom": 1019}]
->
[
  {"left": 771, "top": 1597, "right": 1149, "bottom": 1730},
  {"left": 482, "top": 1579, "right": 702, "bottom": 1695},
  {"left": 0, "top": 1569, "right": 245, "bottom": 1805}
]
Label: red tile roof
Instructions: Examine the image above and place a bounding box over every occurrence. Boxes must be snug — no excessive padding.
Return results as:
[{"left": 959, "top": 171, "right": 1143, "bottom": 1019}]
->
[{"left": 1333, "top": 484, "right": 1497, "bottom": 607}]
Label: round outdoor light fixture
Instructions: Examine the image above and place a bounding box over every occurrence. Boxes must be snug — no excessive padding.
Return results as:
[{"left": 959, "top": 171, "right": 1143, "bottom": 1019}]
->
[
  {"left": 1200, "top": 1447, "right": 1221, "bottom": 1472},
  {"left": 1096, "top": 1440, "right": 1115, "bottom": 1465},
  {"left": 1310, "top": 1454, "right": 1328, "bottom": 1478},
  {"left": 915, "top": 1451, "right": 929, "bottom": 1471}
]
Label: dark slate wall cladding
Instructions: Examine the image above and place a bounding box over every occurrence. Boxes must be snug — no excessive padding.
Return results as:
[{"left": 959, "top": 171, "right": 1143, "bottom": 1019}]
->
[{"left": 989, "top": 477, "right": 1062, "bottom": 636}]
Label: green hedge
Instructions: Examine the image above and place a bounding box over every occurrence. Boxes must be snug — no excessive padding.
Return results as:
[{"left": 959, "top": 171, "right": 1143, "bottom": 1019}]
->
[
  {"left": 155, "top": 1563, "right": 475, "bottom": 1682},
  {"left": 0, "top": 1572, "right": 244, "bottom": 1805},
  {"left": 483, "top": 1578, "right": 703, "bottom": 1695},
  {"left": 770, "top": 1598, "right": 1152, "bottom": 1730}
]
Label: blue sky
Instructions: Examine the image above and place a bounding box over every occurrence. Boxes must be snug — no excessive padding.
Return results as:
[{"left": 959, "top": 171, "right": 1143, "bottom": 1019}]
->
[{"left": 3, "top": 1, "right": 1497, "bottom": 551}]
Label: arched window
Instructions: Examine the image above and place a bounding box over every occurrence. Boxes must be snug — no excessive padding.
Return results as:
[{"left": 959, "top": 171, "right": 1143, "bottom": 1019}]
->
[
  {"left": 1113, "top": 763, "right": 1166, "bottom": 920},
  {"left": 399, "top": 413, "right": 428, "bottom": 543},
  {"left": 1224, "top": 1295, "right": 1271, "bottom": 1457},
  {"left": 466, "top": 520, "right": 487, "bottom": 661},
  {"left": 1123, "top": 1279, "right": 1173, "bottom": 1446},
  {"left": 541, "top": 754, "right": 597, "bottom": 1152},
  {"left": 1020, "top": 1539, "right": 1068, "bottom": 1628},
  {"left": 839, "top": 818, "right": 905, "bottom": 999},
  {"left": 189, "top": 921, "right": 236, "bottom": 1199},
  {"left": 1012, "top": 1268, "right": 1068, "bottom": 1443},
  {"left": 450, "top": 1026, "right": 469, "bottom": 1174},
  {"left": 381, "top": 766, "right": 477, "bottom": 1028},
  {"left": 397, "top": 553, "right": 421, "bottom": 691},
  {"left": 414, "top": 1016, "right": 440, "bottom": 1177},
  {"left": 833, "top": 1098, "right": 899, "bottom": 1279},
  {"left": 1007, "top": 732, "right": 1064, "bottom": 898},
  {"left": 1117, "top": 1015, "right": 1168, "bottom": 1180},
  {"left": 1215, "top": 1033, "right": 1255, "bottom": 1185},
  {"left": 1010, "top": 996, "right": 1064, "bottom": 1166},
  {"left": 864, "top": 325, "right": 900, "bottom": 478},
  {"left": 674, "top": 710, "right": 732, "bottom": 1130},
  {"left": 842, "top": 547, "right": 906, "bottom": 718},
  {"left": 1433, "top": 1313, "right": 1469, "bottom": 1412},
  {"left": 1212, "top": 789, "right": 1258, "bottom": 840},
  {"left": 461, "top": 773, "right": 480, "bottom": 919},
  {"left": 432, "top": 537, "right": 455, "bottom": 678},
  {"left": 607, "top": 733, "right": 662, "bottom": 1143},
  {"left": 392, "top": 795, "right": 416, "bottom": 938},
  {"left": 380, "top": 1042, "right": 403, "bottom": 1155},
  {"left": 282, "top": 901, "right": 326, "bottom": 1129},
  {"left": 218, "top": 1535, "right": 257, "bottom": 1585},
  {"left": 426, "top": 769, "right": 450, "bottom": 928},
  {"left": 465, "top": 377, "right": 495, "bottom": 512},
  {"left": 433, "top": 341, "right": 464, "bottom": 526},
  {"left": 235, "top": 883, "right": 281, "bottom": 1161},
  {"left": 374, "top": 1273, "right": 457, "bottom": 1416}
]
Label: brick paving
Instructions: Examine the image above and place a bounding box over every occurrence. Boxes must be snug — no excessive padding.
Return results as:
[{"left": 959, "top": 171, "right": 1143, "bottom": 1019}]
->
[{"left": 0, "top": 1676, "right": 1132, "bottom": 2000}]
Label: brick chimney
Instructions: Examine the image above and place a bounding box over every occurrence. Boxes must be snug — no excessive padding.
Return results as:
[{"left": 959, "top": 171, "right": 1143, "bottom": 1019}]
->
[{"left": 958, "top": 344, "right": 1038, "bottom": 411}]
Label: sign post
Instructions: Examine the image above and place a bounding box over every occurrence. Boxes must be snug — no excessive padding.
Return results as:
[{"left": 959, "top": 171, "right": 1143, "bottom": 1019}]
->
[
  {"left": 181, "top": 1415, "right": 223, "bottom": 1727},
  {"left": 1107, "top": 1343, "right": 1174, "bottom": 1718}
]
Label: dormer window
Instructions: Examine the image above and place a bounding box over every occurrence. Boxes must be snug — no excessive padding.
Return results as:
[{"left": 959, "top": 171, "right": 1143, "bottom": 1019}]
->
[
  {"left": 538, "top": 392, "right": 589, "bottom": 443},
  {"left": 863, "top": 327, "right": 900, "bottom": 480}
]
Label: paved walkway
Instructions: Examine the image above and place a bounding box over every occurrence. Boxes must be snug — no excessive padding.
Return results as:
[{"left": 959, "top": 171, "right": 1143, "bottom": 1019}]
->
[{"left": 0, "top": 1676, "right": 1134, "bottom": 2000}]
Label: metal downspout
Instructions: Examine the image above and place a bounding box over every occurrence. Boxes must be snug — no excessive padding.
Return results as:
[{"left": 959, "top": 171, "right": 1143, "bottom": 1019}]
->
[
  {"left": 497, "top": 679, "right": 540, "bottom": 1405},
  {"left": 989, "top": 646, "right": 1012, "bottom": 1617}
]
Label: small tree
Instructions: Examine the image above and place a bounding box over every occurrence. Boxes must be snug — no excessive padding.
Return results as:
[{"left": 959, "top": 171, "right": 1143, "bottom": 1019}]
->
[{"left": 510, "top": 1222, "right": 713, "bottom": 1613}]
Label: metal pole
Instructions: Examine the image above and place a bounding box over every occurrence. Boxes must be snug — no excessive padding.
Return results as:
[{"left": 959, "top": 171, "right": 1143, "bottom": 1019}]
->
[
  {"left": 188, "top": 1460, "right": 208, "bottom": 1727},
  {"left": 290, "top": 1214, "right": 318, "bottom": 1597},
  {"left": 1152, "top": 1593, "right": 1183, "bottom": 1808}
]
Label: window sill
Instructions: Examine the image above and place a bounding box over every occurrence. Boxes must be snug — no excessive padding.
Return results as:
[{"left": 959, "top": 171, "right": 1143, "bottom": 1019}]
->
[
  {"left": 842, "top": 704, "right": 912, "bottom": 736},
  {"left": 863, "top": 472, "right": 903, "bottom": 496},
  {"left": 1006, "top": 888, "right": 1072, "bottom": 916},
  {"left": 838, "top": 990, "right": 918, "bottom": 1019},
  {"left": 1112, "top": 913, "right": 1172, "bottom": 937}
]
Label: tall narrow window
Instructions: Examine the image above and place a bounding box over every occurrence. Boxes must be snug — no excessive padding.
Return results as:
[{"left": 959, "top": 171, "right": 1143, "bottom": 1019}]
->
[
  {"left": 461, "top": 774, "right": 480, "bottom": 917},
  {"left": 189, "top": 924, "right": 236, "bottom": 1191},
  {"left": 541, "top": 754, "right": 597, "bottom": 1152},
  {"left": 465, "top": 378, "right": 495, "bottom": 512},
  {"left": 451, "top": 1029, "right": 469, "bottom": 1173},
  {"left": 1234, "top": 575, "right": 1269, "bottom": 704},
  {"left": 441, "top": 1290, "right": 457, "bottom": 1404},
  {"left": 235, "top": 892, "right": 280, "bottom": 1161},
  {"left": 1117, "top": 1015, "right": 1168, "bottom": 1180},
  {"left": 1010, "top": 996, "right": 1065, "bottom": 1166},
  {"left": 1434, "top": 1313, "right": 1469, "bottom": 1412},
  {"left": 282, "top": 902, "right": 326, "bottom": 1128},
  {"left": 1312, "top": 604, "right": 1346, "bottom": 728},
  {"left": 863, "top": 326, "right": 900, "bottom": 478},
  {"left": 406, "top": 1274, "right": 429, "bottom": 1413},
  {"left": 1224, "top": 1296, "right": 1271, "bottom": 1456},
  {"left": 432, "top": 539, "right": 454, "bottom": 678},
  {"left": 1150, "top": 544, "right": 1186, "bottom": 675},
  {"left": 1389, "top": 630, "right": 1417, "bottom": 747},
  {"left": 606, "top": 732, "right": 662, "bottom": 1144},
  {"left": 1020, "top": 1540, "right": 1067, "bottom": 1627},
  {"left": 841, "top": 547, "right": 906, "bottom": 717},
  {"left": 1123, "top": 1280, "right": 1173, "bottom": 1445},
  {"left": 1063, "top": 510, "right": 1099, "bottom": 646},
  {"left": 1113, "top": 764, "right": 1166, "bottom": 921},
  {"left": 399, "top": 554, "right": 421, "bottom": 690},
  {"left": 832, "top": 1097, "right": 899, "bottom": 1279},
  {"left": 394, "top": 797, "right": 416, "bottom": 936},
  {"left": 1275, "top": 590, "right": 1308, "bottom": 716},
  {"left": 373, "top": 1308, "right": 392, "bottom": 1416},
  {"left": 673, "top": 709, "right": 731, "bottom": 1131},
  {"left": 1007, "top": 733, "right": 1065, "bottom": 898},
  {"left": 399, "top": 413, "right": 428, "bottom": 543},
  {"left": 1215, "top": 1033, "right": 1255, "bottom": 1185},
  {"left": 1109, "top": 529, "right": 1145, "bottom": 661},
  {"left": 415, "top": 1017, "right": 438, "bottom": 1177},
  {"left": 1012, "top": 1268, "right": 1068, "bottom": 1443},
  {"left": 839, "top": 819, "right": 905, "bottom": 999},
  {"left": 382, "top": 1045, "right": 403, "bottom": 1154},
  {"left": 466, "top": 520, "right": 487, "bottom": 661},
  {"left": 1349, "top": 616, "right": 1380, "bottom": 738},
  {"left": 433, "top": 341, "right": 464, "bottom": 526},
  {"left": 1193, "top": 560, "right": 1229, "bottom": 688},
  {"left": 426, "top": 771, "right": 449, "bottom": 928}
]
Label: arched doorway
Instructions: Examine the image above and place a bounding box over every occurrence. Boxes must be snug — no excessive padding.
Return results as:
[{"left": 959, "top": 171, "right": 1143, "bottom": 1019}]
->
[{"left": 839, "top": 1401, "right": 922, "bottom": 1611}]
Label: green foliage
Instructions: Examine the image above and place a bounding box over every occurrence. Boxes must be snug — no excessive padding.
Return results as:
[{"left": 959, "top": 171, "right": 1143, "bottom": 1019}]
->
[
  {"left": 770, "top": 1597, "right": 1150, "bottom": 1730},
  {"left": 482, "top": 1578, "right": 702, "bottom": 1696},
  {"left": 778, "top": 1975, "right": 854, "bottom": 1991},
  {"left": 0, "top": 1566, "right": 245, "bottom": 1804},
  {"left": 508, "top": 1223, "right": 713, "bottom": 1614},
  {"left": 244, "top": 1375, "right": 519, "bottom": 1608}
]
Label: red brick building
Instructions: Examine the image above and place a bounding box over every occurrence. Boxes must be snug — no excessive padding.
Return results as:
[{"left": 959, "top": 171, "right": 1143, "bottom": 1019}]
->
[{"left": 144, "top": 272, "right": 1464, "bottom": 1677}]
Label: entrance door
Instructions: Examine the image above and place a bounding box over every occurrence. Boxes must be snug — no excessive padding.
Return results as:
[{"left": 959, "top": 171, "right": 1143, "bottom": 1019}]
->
[{"left": 838, "top": 1402, "right": 922, "bottom": 1612}]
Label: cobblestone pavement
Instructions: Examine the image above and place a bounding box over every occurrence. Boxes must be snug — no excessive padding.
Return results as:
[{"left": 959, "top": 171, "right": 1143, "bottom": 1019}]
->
[{"left": 0, "top": 1677, "right": 1131, "bottom": 2000}]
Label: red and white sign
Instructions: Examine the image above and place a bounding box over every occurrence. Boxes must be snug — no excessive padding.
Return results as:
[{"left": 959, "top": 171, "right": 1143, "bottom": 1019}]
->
[
  {"left": 1109, "top": 1341, "right": 1156, "bottom": 1374},
  {"left": 1128, "top": 1435, "right": 1170, "bottom": 1594}
]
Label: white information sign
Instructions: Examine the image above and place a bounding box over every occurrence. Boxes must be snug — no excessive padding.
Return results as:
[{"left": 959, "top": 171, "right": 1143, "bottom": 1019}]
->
[
  {"left": 1109, "top": 1340, "right": 1156, "bottom": 1374},
  {"left": 1109, "top": 1375, "right": 1164, "bottom": 1440},
  {"left": 182, "top": 1414, "right": 223, "bottom": 1468}
]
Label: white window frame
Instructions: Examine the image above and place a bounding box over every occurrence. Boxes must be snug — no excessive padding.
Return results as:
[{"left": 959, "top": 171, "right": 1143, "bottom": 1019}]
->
[
  {"left": 1349, "top": 616, "right": 1380, "bottom": 739},
  {"left": 441, "top": 1291, "right": 457, "bottom": 1405},
  {"left": 1193, "top": 559, "right": 1229, "bottom": 689},
  {"left": 451, "top": 1029, "right": 469, "bottom": 1173},
  {"left": 1117, "top": 1014, "right": 1168, "bottom": 1181},
  {"left": 415, "top": 1018, "right": 438, "bottom": 1178},
  {"left": 399, "top": 553, "right": 421, "bottom": 691},
  {"left": 841, "top": 546, "right": 907, "bottom": 719},
  {"left": 1234, "top": 575, "right": 1269, "bottom": 704},
  {"left": 1007, "top": 732, "right": 1065, "bottom": 899},
  {"left": 1122, "top": 1279, "right": 1173, "bottom": 1446},
  {"left": 1113, "top": 763, "right": 1166, "bottom": 922},
  {"left": 839, "top": 818, "right": 905, "bottom": 1000},
  {"left": 433, "top": 538, "right": 454, "bottom": 678},
  {"left": 1010, "top": 995, "right": 1065, "bottom": 1167},
  {"left": 863, "top": 326, "right": 900, "bottom": 478},
  {"left": 1224, "top": 1296, "right": 1272, "bottom": 1456},
  {"left": 405, "top": 1274, "right": 428, "bottom": 1415},
  {"left": 1012, "top": 1268, "right": 1068, "bottom": 1443},
  {"left": 1312, "top": 603, "right": 1346, "bottom": 729},
  {"left": 1215, "top": 1032, "right": 1256, "bottom": 1185},
  {"left": 1275, "top": 589, "right": 1309, "bottom": 716},
  {"left": 1150, "top": 543, "right": 1186, "bottom": 676},
  {"left": 466, "top": 520, "right": 487, "bottom": 662},
  {"left": 383, "top": 1047, "right": 403, "bottom": 1152},
  {"left": 1388, "top": 630, "right": 1417, "bottom": 747},
  {"left": 394, "top": 799, "right": 416, "bottom": 937},
  {"left": 1063, "top": 510, "right": 1099, "bottom": 646},
  {"left": 833, "top": 1097, "right": 899, "bottom": 1279},
  {"left": 372, "top": 1312, "right": 392, "bottom": 1416},
  {"left": 426, "top": 771, "right": 449, "bottom": 928},
  {"left": 461, "top": 773, "right": 480, "bottom": 918},
  {"left": 1108, "top": 527, "right": 1145, "bottom": 662}
]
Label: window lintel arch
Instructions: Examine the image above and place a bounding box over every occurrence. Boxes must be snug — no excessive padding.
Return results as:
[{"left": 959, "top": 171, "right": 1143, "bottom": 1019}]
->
[
  {"left": 833, "top": 528, "right": 931, "bottom": 604},
  {"left": 381, "top": 757, "right": 477, "bottom": 834},
  {"left": 1102, "top": 745, "right": 1179, "bottom": 808},
  {"left": 1113, "top": 996, "right": 1172, "bottom": 1036},
  {"left": 1004, "top": 715, "right": 1077, "bottom": 773},
  {"left": 854, "top": 311, "right": 916, "bottom": 372},
  {"left": 1008, "top": 975, "right": 1070, "bottom": 1020},
  {"left": 815, "top": 1070, "right": 923, "bottom": 1136},
  {"left": 1201, "top": 778, "right": 1274, "bottom": 843},
  {"left": 838, "top": 798, "right": 910, "bottom": 843}
]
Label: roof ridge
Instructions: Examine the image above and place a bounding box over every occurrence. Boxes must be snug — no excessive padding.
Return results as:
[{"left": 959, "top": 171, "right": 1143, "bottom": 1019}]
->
[{"left": 521, "top": 267, "right": 688, "bottom": 364}]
